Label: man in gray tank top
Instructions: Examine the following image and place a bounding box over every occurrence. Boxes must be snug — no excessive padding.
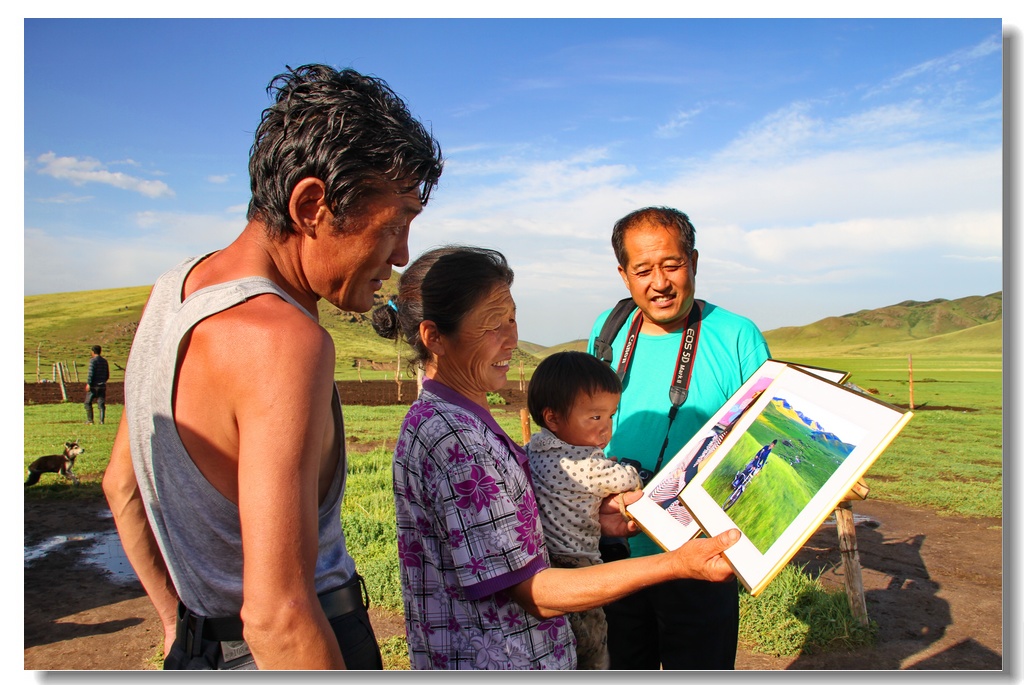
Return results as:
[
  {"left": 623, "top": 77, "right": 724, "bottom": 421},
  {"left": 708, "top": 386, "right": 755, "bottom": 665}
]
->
[{"left": 102, "top": 64, "right": 443, "bottom": 670}]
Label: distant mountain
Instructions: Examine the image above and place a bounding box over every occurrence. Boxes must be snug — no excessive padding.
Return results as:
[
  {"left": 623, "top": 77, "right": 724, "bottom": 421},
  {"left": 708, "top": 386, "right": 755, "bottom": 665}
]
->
[
  {"left": 534, "top": 340, "right": 588, "bottom": 358},
  {"left": 24, "top": 285, "right": 1000, "bottom": 384},
  {"left": 810, "top": 431, "right": 856, "bottom": 457},
  {"left": 771, "top": 398, "right": 855, "bottom": 456},
  {"left": 763, "top": 292, "right": 1002, "bottom": 357},
  {"left": 518, "top": 341, "right": 547, "bottom": 356}
]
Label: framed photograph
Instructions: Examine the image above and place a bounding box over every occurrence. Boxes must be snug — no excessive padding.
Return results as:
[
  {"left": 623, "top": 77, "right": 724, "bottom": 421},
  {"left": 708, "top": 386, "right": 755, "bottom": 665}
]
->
[
  {"left": 626, "top": 359, "right": 850, "bottom": 552},
  {"left": 678, "top": 364, "right": 913, "bottom": 596}
]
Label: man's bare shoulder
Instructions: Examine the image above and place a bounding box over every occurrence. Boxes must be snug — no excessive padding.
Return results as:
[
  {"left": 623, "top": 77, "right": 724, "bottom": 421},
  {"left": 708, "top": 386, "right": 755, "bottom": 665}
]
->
[{"left": 190, "top": 294, "right": 334, "bottom": 381}]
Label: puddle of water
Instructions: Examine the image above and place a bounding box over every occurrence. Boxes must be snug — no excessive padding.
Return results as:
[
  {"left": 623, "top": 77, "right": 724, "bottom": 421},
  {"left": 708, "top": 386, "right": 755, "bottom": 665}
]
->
[
  {"left": 24, "top": 530, "right": 139, "bottom": 586},
  {"left": 820, "top": 513, "right": 880, "bottom": 528}
]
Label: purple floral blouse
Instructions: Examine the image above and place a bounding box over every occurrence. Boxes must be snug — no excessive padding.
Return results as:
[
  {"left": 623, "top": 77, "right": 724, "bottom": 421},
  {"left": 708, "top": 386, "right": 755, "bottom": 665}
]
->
[{"left": 393, "top": 379, "right": 577, "bottom": 670}]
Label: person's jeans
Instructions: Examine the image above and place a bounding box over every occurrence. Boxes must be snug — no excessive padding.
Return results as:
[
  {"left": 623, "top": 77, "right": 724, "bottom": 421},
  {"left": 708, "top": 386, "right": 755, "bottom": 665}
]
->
[
  {"left": 604, "top": 576, "right": 739, "bottom": 669},
  {"left": 84, "top": 385, "right": 106, "bottom": 423}
]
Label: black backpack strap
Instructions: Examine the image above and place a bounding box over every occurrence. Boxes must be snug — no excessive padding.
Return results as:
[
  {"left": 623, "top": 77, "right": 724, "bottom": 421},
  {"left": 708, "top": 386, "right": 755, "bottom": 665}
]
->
[{"left": 593, "top": 297, "right": 638, "bottom": 365}]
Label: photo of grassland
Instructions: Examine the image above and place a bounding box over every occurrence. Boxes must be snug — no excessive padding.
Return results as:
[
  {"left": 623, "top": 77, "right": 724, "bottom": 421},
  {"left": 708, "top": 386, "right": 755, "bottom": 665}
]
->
[{"left": 703, "top": 395, "right": 860, "bottom": 554}]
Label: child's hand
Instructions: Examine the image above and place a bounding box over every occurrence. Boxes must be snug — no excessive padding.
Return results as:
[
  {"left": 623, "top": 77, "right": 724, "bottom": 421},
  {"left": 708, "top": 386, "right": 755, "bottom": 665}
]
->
[{"left": 598, "top": 491, "right": 642, "bottom": 537}]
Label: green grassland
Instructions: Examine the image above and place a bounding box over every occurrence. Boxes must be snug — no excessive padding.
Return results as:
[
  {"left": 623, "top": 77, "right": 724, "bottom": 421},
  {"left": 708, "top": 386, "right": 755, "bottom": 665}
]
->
[
  {"left": 23, "top": 288, "right": 1002, "bottom": 661},
  {"left": 774, "top": 355, "right": 1002, "bottom": 519},
  {"left": 24, "top": 279, "right": 546, "bottom": 383},
  {"left": 24, "top": 288, "right": 1003, "bottom": 521},
  {"left": 23, "top": 403, "right": 122, "bottom": 498},
  {"left": 25, "top": 285, "right": 152, "bottom": 383},
  {"left": 703, "top": 403, "right": 853, "bottom": 554}
]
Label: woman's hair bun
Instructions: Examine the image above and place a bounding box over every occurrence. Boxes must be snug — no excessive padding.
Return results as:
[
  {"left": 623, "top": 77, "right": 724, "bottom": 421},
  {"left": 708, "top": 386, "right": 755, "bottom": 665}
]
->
[{"left": 371, "top": 300, "right": 400, "bottom": 340}]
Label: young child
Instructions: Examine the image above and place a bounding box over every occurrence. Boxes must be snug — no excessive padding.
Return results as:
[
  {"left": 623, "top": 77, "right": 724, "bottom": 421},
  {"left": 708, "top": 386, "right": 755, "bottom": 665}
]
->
[{"left": 525, "top": 351, "right": 643, "bottom": 670}]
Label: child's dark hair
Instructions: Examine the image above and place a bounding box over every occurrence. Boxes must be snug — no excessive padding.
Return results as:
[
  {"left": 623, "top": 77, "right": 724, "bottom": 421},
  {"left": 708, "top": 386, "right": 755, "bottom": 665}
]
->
[{"left": 528, "top": 351, "right": 622, "bottom": 430}]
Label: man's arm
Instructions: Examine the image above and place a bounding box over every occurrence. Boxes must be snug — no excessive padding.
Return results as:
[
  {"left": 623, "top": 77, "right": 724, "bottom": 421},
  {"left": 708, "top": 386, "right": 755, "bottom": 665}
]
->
[
  {"left": 102, "top": 412, "right": 180, "bottom": 656},
  {"left": 229, "top": 310, "right": 346, "bottom": 669},
  {"left": 508, "top": 528, "right": 740, "bottom": 618}
]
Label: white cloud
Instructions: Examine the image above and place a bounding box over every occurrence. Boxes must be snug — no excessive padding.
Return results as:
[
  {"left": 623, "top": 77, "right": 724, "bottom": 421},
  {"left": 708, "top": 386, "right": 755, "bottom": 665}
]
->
[
  {"left": 865, "top": 34, "right": 1002, "bottom": 99},
  {"left": 944, "top": 254, "right": 1002, "bottom": 263},
  {"left": 33, "top": 193, "right": 93, "bottom": 204},
  {"left": 207, "top": 174, "right": 232, "bottom": 184},
  {"left": 717, "top": 102, "right": 821, "bottom": 162},
  {"left": 739, "top": 212, "right": 1001, "bottom": 266},
  {"left": 35, "top": 152, "right": 174, "bottom": 199},
  {"left": 655, "top": 106, "right": 704, "bottom": 138},
  {"left": 414, "top": 128, "right": 1001, "bottom": 344},
  {"left": 24, "top": 212, "right": 242, "bottom": 296}
]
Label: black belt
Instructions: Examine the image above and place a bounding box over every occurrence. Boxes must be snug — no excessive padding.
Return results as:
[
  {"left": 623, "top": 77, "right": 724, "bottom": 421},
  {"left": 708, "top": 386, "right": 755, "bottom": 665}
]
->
[{"left": 181, "top": 574, "right": 369, "bottom": 644}]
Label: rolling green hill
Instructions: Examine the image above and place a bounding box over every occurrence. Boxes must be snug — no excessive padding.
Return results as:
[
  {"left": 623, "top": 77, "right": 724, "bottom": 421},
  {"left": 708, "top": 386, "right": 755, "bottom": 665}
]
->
[
  {"left": 24, "top": 285, "right": 1001, "bottom": 383},
  {"left": 25, "top": 286, "right": 152, "bottom": 382},
  {"left": 538, "top": 293, "right": 1002, "bottom": 361},
  {"left": 24, "top": 273, "right": 543, "bottom": 382},
  {"left": 534, "top": 339, "right": 588, "bottom": 358},
  {"left": 763, "top": 292, "right": 1002, "bottom": 358}
]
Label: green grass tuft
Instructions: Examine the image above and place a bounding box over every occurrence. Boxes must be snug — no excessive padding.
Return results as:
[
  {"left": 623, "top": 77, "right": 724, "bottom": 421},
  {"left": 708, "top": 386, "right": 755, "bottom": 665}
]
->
[
  {"left": 24, "top": 404, "right": 121, "bottom": 497},
  {"left": 378, "top": 635, "right": 411, "bottom": 670},
  {"left": 739, "top": 564, "right": 877, "bottom": 657}
]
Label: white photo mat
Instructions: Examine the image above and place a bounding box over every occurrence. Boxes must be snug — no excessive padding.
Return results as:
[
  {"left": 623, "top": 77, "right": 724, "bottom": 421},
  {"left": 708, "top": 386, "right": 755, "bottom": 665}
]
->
[{"left": 678, "top": 364, "right": 912, "bottom": 596}]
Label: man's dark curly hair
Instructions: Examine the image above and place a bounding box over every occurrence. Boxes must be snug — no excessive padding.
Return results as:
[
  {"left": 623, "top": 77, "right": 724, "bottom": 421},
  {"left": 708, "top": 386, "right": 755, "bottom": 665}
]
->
[{"left": 247, "top": 64, "right": 444, "bottom": 238}]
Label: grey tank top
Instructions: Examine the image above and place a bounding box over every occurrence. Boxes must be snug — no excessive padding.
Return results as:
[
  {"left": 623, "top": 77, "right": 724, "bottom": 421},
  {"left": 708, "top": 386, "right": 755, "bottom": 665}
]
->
[{"left": 125, "top": 254, "right": 356, "bottom": 617}]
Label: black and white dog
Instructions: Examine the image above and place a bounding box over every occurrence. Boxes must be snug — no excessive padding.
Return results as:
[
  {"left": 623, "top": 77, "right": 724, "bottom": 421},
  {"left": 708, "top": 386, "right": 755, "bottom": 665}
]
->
[{"left": 26, "top": 441, "right": 83, "bottom": 486}]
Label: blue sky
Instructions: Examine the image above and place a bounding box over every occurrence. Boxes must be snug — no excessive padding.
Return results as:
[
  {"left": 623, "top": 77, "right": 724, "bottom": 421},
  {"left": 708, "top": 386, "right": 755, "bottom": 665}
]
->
[{"left": 23, "top": 17, "right": 1006, "bottom": 346}]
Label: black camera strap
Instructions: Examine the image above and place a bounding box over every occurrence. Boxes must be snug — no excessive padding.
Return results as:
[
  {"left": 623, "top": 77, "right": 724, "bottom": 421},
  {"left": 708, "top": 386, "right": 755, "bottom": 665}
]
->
[{"left": 616, "top": 300, "right": 704, "bottom": 475}]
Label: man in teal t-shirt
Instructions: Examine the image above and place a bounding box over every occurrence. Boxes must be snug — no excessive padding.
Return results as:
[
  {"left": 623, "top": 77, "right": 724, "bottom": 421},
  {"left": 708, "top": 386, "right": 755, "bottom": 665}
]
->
[{"left": 587, "top": 206, "right": 770, "bottom": 669}]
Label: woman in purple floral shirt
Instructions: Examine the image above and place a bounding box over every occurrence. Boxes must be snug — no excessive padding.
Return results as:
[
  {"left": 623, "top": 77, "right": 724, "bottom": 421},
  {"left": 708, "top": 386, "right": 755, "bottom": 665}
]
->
[{"left": 372, "top": 246, "right": 740, "bottom": 670}]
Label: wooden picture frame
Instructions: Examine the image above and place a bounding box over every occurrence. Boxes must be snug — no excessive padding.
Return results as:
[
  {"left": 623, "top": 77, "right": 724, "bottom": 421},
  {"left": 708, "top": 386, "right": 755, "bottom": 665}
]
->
[{"left": 678, "top": 364, "right": 912, "bottom": 596}]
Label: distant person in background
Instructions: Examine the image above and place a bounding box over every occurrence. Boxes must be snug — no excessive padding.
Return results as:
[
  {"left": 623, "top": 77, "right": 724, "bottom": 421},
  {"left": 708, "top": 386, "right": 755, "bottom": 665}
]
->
[
  {"left": 84, "top": 345, "right": 109, "bottom": 425},
  {"left": 588, "top": 206, "right": 770, "bottom": 669},
  {"left": 102, "top": 63, "right": 443, "bottom": 670}
]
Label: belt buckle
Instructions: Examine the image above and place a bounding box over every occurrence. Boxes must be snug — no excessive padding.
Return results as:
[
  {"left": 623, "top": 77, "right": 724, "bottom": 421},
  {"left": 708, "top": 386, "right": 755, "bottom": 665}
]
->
[{"left": 220, "top": 639, "right": 250, "bottom": 662}]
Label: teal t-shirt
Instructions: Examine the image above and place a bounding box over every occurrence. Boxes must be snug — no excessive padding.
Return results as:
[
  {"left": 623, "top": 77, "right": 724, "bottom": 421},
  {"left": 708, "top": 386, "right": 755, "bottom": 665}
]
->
[{"left": 588, "top": 300, "right": 770, "bottom": 557}]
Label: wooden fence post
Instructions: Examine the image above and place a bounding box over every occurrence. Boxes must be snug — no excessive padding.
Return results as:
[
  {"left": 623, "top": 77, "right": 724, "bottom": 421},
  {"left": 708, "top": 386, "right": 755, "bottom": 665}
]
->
[
  {"left": 519, "top": 360, "right": 525, "bottom": 391},
  {"left": 357, "top": 359, "right": 362, "bottom": 383},
  {"left": 395, "top": 350, "right": 402, "bottom": 402},
  {"left": 56, "top": 364, "right": 68, "bottom": 402},
  {"left": 908, "top": 354, "right": 915, "bottom": 410},
  {"left": 73, "top": 360, "right": 79, "bottom": 382},
  {"left": 835, "top": 500, "right": 869, "bottom": 626},
  {"left": 36, "top": 343, "right": 41, "bottom": 383},
  {"left": 520, "top": 409, "right": 531, "bottom": 446}
]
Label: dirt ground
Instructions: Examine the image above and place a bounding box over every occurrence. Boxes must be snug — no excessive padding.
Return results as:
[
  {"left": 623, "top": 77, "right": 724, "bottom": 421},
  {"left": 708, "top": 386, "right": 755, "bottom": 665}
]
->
[{"left": 23, "top": 382, "right": 1003, "bottom": 670}]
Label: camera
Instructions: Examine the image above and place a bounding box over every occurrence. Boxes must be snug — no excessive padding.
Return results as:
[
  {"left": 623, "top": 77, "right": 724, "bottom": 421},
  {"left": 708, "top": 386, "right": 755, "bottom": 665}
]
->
[{"left": 618, "top": 457, "right": 655, "bottom": 486}]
